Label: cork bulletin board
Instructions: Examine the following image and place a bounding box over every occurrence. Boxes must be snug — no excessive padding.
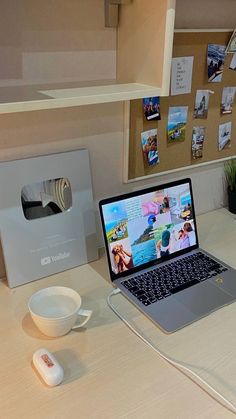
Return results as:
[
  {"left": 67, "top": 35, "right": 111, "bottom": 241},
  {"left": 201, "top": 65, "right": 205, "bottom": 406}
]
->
[{"left": 124, "top": 31, "right": 236, "bottom": 182}]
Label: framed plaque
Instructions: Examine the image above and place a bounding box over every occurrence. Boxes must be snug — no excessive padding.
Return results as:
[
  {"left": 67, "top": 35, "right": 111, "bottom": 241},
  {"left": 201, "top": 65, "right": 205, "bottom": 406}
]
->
[{"left": 0, "top": 149, "right": 98, "bottom": 287}]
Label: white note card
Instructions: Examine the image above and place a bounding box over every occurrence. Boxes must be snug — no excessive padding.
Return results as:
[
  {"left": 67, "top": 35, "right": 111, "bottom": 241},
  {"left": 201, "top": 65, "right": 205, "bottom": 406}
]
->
[{"left": 171, "top": 56, "right": 194, "bottom": 96}]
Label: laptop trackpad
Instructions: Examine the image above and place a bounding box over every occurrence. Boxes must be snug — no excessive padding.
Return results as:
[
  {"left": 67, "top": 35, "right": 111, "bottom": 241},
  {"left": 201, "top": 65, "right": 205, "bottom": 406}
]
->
[{"left": 174, "top": 281, "right": 233, "bottom": 316}]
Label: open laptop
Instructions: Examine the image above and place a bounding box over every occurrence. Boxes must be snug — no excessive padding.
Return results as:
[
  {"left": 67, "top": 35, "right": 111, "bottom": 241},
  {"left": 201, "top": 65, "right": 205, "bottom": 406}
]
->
[{"left": 99, "top": 178, "right": 236, "bottom": 333}]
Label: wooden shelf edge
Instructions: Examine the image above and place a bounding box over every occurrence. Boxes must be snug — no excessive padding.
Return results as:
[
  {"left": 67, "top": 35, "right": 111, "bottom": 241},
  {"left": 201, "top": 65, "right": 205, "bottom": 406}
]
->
[
  {"left": 175, "top": 28, "right": 234, "bottom": 33},
  {"left": 0, "top": 83, "right": 162, "bottom": 114},
  {"left": 124, "top": 156, "right": 236, "bottom": 183}
]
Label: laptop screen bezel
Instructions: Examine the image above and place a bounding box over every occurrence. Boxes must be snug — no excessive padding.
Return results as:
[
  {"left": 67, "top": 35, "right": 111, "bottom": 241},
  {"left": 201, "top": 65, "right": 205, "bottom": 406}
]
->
[{"left": 99, "top": 178, "right": 199, "bottom": 282}]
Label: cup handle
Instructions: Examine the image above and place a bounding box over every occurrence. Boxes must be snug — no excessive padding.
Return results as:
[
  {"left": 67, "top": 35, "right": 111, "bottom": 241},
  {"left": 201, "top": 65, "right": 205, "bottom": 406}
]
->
[{"left": 72, "top": 308, "right": 92, "bottom": 329}]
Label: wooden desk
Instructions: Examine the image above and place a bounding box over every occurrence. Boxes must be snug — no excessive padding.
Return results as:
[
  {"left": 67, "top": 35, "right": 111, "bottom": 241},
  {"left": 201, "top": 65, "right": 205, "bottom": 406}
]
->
[{"left": 0, "top": 208, "right": 236, "bottom": 419}]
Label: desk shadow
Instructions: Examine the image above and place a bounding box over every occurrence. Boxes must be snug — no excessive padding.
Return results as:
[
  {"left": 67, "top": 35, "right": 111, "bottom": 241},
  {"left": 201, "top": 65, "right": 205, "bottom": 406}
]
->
[
  {"left": 78, "top": 286, "right": 120, "bottom": 330},
  {"left": 54, "top": 348, "right": 87, "bottom": 384},
  {"left": 22, "top": 312, "right": 57, "bottom": 340},
  {"left": 89, "top": 251, "right": 110, "bottom": 283}
]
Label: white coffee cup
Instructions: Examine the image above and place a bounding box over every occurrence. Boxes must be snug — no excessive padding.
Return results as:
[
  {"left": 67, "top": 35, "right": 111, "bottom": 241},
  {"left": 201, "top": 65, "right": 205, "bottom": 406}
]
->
[{"left": 28, "top": 286, "right": 92, "bottom": 337}]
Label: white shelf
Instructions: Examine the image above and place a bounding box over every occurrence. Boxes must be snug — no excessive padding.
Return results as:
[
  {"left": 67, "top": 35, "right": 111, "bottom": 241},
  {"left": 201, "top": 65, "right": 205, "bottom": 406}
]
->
[
  {"left": 0, "top": 1, "right": 175, "bottom": 114},
  {"left": 0, "top": 81, "right": 162, "bottom": 114},
  {"left": 174, "top": 29, "right": 234, "bottom": 33}
]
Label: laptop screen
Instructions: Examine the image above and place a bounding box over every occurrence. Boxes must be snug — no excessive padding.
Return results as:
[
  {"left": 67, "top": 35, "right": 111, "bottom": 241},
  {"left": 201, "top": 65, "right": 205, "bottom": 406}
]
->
[{"left": 99, "top": 178, "right": 199, "bottom": 281}]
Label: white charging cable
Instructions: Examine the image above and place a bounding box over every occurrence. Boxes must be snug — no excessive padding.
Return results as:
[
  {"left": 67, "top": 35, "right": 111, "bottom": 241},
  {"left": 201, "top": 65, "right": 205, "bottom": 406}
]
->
[{"left": 107, "top": 288, "right": 236, "bottom": 415}]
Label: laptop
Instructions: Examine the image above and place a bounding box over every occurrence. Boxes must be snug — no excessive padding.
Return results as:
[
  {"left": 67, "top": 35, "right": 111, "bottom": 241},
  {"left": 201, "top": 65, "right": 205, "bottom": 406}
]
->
[{"left": 99, "top": 178, "right": 236, "bottom": 333}]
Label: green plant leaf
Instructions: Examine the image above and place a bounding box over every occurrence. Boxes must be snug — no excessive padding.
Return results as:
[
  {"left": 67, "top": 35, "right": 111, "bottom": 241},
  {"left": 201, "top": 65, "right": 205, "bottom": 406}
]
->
[{"left": 224, "top": 159, "right": 236, "bottom": 192}]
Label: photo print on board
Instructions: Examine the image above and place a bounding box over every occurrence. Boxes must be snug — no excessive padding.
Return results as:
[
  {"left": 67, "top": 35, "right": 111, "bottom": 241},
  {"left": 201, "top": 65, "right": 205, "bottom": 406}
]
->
[
  {"left": 143, "top": 97, "right": 161, "bottom": 121},
  {"left": 191, "top": 126, "right": 206, "bottom": 160},
  {"left": 194, "top": 90, "right": 210, "bottom": 119},
  {"left": 229, "top": 52, "right": 236, "bottom": 71},
  {"left": 221, "top": 87, "right": 236, "bottom": 115},
  {"left": 207, "top": 44, "right": 226, "bottom": 82},
  {"left": 141, "top": 129, "right": 159, "bottom": 167},
  {"left": 167, "top": 107, "right": 188, "bottom": 143},
  {"left": 218, "top": 122, "right": 232, "bottom": 151},
  {"left": 226, "top": 29, "right": 236, "bottom": 53}
]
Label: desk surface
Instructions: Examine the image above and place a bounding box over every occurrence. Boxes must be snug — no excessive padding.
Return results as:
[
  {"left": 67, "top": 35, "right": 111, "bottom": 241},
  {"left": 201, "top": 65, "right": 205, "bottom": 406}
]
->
[{"left": 1, "top": 208, "right": 236, "bottom": 419}]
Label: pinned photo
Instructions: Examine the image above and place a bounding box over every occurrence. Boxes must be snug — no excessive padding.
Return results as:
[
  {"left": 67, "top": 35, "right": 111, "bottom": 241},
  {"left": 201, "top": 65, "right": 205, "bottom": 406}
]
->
[
  {"left": 143, "top": 97, "right": 161, "bottom": 121},
  {"left": 218, "top": 122, "right": 232, "bottom": 151},
  {"left": 221, "top": 87, "right": 236, "bottom": 114},
  {"left": 191, "top": 126, "right": 206, "bottom": 160},
  {"left": 226, "top": 29, "right": 236, "bottom": 53},
  {"left": 194, "top": 90, "right": 209, "bottom": 119},
  {"left": 207, "top": 44, "right": 226, "bottom": 82},
  {"left": 141, "top": 129, "right": 159, "bottom": 166},
  {"left": 229, "top": 52, "right": 236, "bottom": 71},
  {"left": 167, "top": 106, "right": 188, "bottom": 143}
]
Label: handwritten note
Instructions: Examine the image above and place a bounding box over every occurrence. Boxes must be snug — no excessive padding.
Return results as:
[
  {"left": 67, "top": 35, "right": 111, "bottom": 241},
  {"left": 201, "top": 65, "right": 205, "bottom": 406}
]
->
[{"left": 171, "top": 56, "right": 194, "bottom": 96}]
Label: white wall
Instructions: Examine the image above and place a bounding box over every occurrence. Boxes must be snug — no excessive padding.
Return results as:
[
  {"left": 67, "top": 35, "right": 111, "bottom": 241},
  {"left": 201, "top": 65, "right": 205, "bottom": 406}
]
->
[
  {"left": 175, "top": 0, "right": 236, "bottom": 29},
  {"left": 0, "top": 0, "right": 116, "bottom": 85}
]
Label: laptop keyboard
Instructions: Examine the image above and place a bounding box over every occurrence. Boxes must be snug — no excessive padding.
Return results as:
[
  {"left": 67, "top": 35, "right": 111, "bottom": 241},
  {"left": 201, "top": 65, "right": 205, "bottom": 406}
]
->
[{"left": 121, "top": 252, "right": 228, "bottom": 306}]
